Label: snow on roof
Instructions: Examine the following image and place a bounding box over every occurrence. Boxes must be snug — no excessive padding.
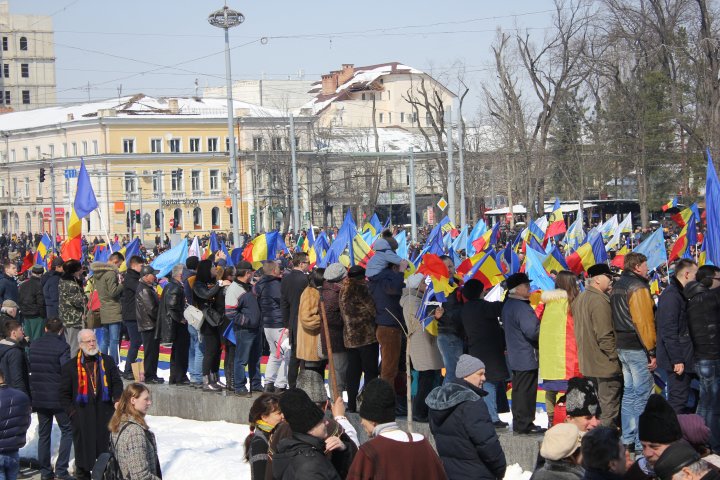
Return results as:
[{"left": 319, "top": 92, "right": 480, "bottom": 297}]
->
[
  {"left": 0, "top": 94, "right": 285, "bottom": 132},
  {"left": 314, "top": 126, "right": 431, "bottom": 153},
  {"left": 301, "top": 62, "right": 426, "bottom": 115}
]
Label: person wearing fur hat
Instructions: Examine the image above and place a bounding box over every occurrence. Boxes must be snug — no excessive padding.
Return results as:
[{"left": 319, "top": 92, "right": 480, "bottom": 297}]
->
[
  {"left": 554, "top": 377, "right": 602, "bottom": 432},
  {"left": 272, "top": 388, "right": 355, "bottom": 480},
  {"left": 426, "top": 355, "right": 507, "bottom": 479},
  {"left": 349, "top": 378, "right": 447, "bottom": 479},
  {"left": 625, "top": 394, "right": 685, "bottom": 479},
  {"left": 531, "top": 423, "right": 585, "bottom": 480}
]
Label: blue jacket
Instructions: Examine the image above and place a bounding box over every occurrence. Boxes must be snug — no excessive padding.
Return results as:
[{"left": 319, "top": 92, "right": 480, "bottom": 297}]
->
[
  {"left": 0, "top": 384, "right": 31, "bottom": 454},
  {"left": 502, "top": 297, "right": 540, "bottom": 371},
  {"left": 426, "top": 379, "right": 507, "bottom": 480},
  {"left": 28, "top": 332, "right": 70, "bottom": 410},
  {"left": 254, "top": 275, "right": 284, "bottom": 328},
  {"left": 42, "top": 271, "right": 62, "bottom": 319},
  {"left": 0, "top": 272, "right": 18, "bottom": 304},
  {"left": 656, "top": 278, "right": 694, "bottom": 372},
  {"left": 368, "top": 267, "right": 405, "bottom": 328},
  {"left": 0, "top": 339, "right": 30, "bottom": 396}
]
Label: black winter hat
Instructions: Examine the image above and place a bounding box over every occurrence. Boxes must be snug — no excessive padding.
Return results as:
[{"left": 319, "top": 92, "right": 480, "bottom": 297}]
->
[
  {"left": 653, "top": 440, "right": 701, "bottom": 480},
  {"left": 506, "top": 272, "right": 531, "bottom": 291},
  {"left": 587, "top": 263, "right": 612, "bottom": 278},
  {"left": 565, "top": 377, "right": 601, "bottom": 418},
  {"left": 358, "top": 378, "right": 396, "bottom": 424},
  {"left": 639, "top": 394, "right": 683, "bottom": 444},
  {"left": 279, "top": 388, "right": 325, "bottom": 434}
]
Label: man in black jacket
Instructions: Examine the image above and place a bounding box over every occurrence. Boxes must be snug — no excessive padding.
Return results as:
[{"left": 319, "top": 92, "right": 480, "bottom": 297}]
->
[
  {"left": 121, "top": 256, "right": 143, "bottom": 380},
  {"left": 41, "top": 257, "right": 63, "bottom": 319},
  {"left": 29, "top": 318, "right": 72, "bottom": 480},
  {"left": 685, "top": 264, "right": 720, "bottom": 452},
  {"left": 0, "top": 259, "right": 18, "bottom": 304},
  {"left": 136, "top": 265, "right": 162, "bottom": 383},
  {"left": 0, "top": 320, "right": 29, "bottom": 396},
  {"left": 162, "top": 264, "right": 189, "bottom": 385},
  {"left": 426, "top": 354, "right": 507, "bottom": 480},
  {"left": 656, "top": 259, "right": 697, "bottom": 413},
  {"left": 280, "top": 252, "right": 309, "bottom": 388},
  {"left": 18, "top": 265, "right": 46, "bottom": 341},
  {"left": 435, "top": 255, "right": 464, "bottom": 384}
]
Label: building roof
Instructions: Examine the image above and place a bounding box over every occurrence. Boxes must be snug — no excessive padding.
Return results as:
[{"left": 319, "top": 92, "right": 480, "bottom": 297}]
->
[{"left": 0, "top": 94, "right": 286, "bottom": 132}]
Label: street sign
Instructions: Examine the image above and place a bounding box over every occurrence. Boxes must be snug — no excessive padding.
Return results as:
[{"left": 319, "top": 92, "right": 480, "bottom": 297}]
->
[
  {"left": 437, "top": 197, "right": 448, "bottom": 211},
  {"left": 64, "top": 169, "right": 77, "bottom": 179}
]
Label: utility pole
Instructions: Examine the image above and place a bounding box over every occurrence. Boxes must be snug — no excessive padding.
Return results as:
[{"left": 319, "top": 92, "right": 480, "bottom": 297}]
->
[
  {"left": 138, "top": 174, "right": 144, "bottom": 242},
  {"left": 446, "top": 107, "right": 456, "bottom": 224},
  {"left": 128, "top": 196, "right": 133, "bottom": 239},
  {"left": 289, "top": 114, "right": 300, "bottom": 233},
  {"left": 254, "top": 157, "right": 261, "bottom": 232},
  {"left": 157, "top": 170, "right": 164, "bottom": 246},
  {"left": 49, "top": 157, "right": 57, "bottom": 252},
  {"left": 458, "top": 103, "right": 466, "bottom": 229},
  {"left": 408, "top": 148, "right": 417, "bottom": 243}
]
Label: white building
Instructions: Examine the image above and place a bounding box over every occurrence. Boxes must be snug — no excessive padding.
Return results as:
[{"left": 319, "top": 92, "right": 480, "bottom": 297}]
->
[
  {"left": 0, "top": 1, "right": 56, "bottom": 111},
  {"left": 203, "top": 79, "right": 316, "bottom": 112}
]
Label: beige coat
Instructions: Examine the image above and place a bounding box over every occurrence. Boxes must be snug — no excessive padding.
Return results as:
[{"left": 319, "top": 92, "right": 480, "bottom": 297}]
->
[
  {"left": 297, "top": 287, "right": 321, "bottom": 361},
  {"left": 401, "top": 287, "right": 443, "bottom": 371}
]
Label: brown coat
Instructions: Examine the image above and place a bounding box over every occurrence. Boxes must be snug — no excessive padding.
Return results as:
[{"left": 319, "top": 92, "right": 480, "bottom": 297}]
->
[
  {"left": 339, "top": 280, "right": 377, "bottom": 349},
  {"left": 571, "top": 286, "right": 622, "bottom": 378},
  {"left": 297, "top": 287, "right": 321, "bottom": 361}
]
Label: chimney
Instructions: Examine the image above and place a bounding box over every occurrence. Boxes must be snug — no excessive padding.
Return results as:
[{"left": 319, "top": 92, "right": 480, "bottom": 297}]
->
[
  {"left": 168, "top": 99, "right": 179, "bottom": 114},
  {"left": 339, "top": 64, "right": 355, "bottom": 85},
  {"left": 321, "top": 73, "right": 339, "bottom": 95}
]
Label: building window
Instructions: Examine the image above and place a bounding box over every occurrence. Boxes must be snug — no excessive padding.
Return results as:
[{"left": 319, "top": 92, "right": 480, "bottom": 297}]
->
[
  {"left": 193, "top": 207, "right": 202, "bottom": 229},
  {"left": 271, "top": 137, "right": 282, "bottom": 151},
  {"left": 169, "top": 138, "right": 181, "bottom": 153},
  {"left": 171, "top": 169, "right": 183, "bottom": 192},
  {"left": 209, "top": 169, "right": 220, "bottom": 190},
  {"left": 212, "top": 207, "right": 220, "bottom": 228},
  {"left": 37, "top": 178, "right": 42, "bottom": 196},
  {"left": 154, "top": 209, "right": 161, "bottom": 230},
  {"left": 82, "top": 141, "right": 88, "bottom": 155},
  {"left": 225, "top": 137, "right": 237, "bottom": 152},
  {"left": 150, "top": 138, "right": 162, "bottom": 153},
  {"left": 252, "top": 137, "right": 263, "bottom": 151},
  {"left": 64, "top": 178, "right": 69, "bottom": 195},
  {"left": 411, "top": 112, "right": 417, "bottom": 123},
  {"left": 48, "top": 144, "right": 55, "bottom": 157},
  {"left": 173, "top": 208, "right": 182, "bottom": 230},
  {"left": 388, "top": 112, "right": 392, "bottom": 124},
  {"left": 426, "top": 112, "right": 432, "bottom": 125},
  {"left": 12, "top": 178, "right": 17, "bottom": 198},
  {"left": 3, "top": 91, "right": 8, "bottom": 104},
  {"left": 191, "top": 170, "right": 201, "bottom": 191},
  {"left": 207, "top": 138, "right": 218, "bottom": 152},
  {"left": 361, "top": 93, "right": 366, "bottom": 100},
  {"left": 377, "top": 92, "right": 382, "bottom": 101},
  {"left": 124, "top": 172, "right": 137, "bottom": 193},
  {"left": 93, "top": 140, "right": 98, "bottom": 154},
  {"left": 400, "top": 112, "right": 405, "bottom": 123},
  {"left": 23, "top": 147, "right": 28, "bottom": 161},
  {"left": 35, "top": 146, "right": 41, "bottom": 160},
  {"left": 21, "top": 64, "right": 29, "bottom": 78},
  {"left": 9, "top": 150, "right": 14, "bottom": 162},
  {"left": 24, "top": 177, "right": 29, "bottom": 197},
  {"left": 386, "top": 168, "right": 393, "bottom": 188},
  {"left": 189, "top": 138, "right": 200, "bottom": 153},
  {"left": 152, "top": 170, "right": 160, "bottom": 192},
  {"left": 72, "top": 142, "right": 78, "bottom": 156},
  {"left": 19, "top": 37, "right": 27, "bottom": 51},
  {"left": 387, "top": 90, "right": 390, "bottom": 100},
  {"left": 3, "top": 64, "right": 8, "bottom": 78},
  {"left": 1, "top": 38, "right": 6, "bottom": 51},
  {"left": 378, "top": 113, "right": 384, "bottom": 123},
  {"left": 62, "top": 143, "right": 67, "bottom": 157},
  {"left": 123, "top": 139, "right": 134, "bottom": 154},
  {"left": 344, "top": 169, "right": 352, "bottom": 190}
]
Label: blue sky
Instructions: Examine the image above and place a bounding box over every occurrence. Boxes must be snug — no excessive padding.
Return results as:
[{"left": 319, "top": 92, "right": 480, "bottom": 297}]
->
[{"left": 19, "top": 0, "right": 555, "bottom": 114}]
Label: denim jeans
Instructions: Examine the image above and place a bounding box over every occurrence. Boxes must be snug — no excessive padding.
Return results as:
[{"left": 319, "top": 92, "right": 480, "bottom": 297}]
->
[
  {"left": 37, "top": 409, "right": 73, "bottom": 479},
  {"left": 234, "top": 328, "right": 263, "bottom": 392},
  {"left": 483, "top": 380, "right": 501, "bottom": 422},
  {"left": 0, "top": 451, "right": 19, "bottom": 480},
  {"left": 99, "top": 322, "right": 122, "bottom": 365},
  {"left": 188, "top": 324, "right": 204, "bottom": 383},
  {"left": 696, "top": 358, "right": 720, "bottom": 452},
  {"left": 437, "top": 333, "right": 463, "bottom": 384},
  {"left": 123, "top": 320, "right": 142, "bottom": 375},
  {"left": 618, "top": 349, "right": 654, "bottom": 450}
]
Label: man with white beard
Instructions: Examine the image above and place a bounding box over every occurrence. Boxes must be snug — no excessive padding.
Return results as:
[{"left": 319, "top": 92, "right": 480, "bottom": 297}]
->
[{"left": 60, "top": 329, "right": 123, "bottom": 480}]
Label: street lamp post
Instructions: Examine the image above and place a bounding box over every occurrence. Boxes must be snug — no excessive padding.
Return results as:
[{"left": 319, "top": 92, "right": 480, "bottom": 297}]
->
[{"left": 208, "top": 4, "right": 244, "bottom": 248}]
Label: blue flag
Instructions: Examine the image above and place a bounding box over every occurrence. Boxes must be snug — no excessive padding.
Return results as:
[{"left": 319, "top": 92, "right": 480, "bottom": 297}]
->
[
  {"left": 395, "top": 230, "right": 408, "bottom": 259},
  {"left": 151, "top": 237, "right": 189, "bottom": 278},
  {"left": 633, "top": 228, "right": 667, "bottom": 272},
  {"left": 706, "top": 149, "right": 720, "bottom": 265},
  {"left": 524, "top": 247, "right": 555, "bottom": 291}
]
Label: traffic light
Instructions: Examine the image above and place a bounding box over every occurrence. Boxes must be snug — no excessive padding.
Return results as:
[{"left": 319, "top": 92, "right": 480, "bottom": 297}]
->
[
  {"left": 135, "top": 209, "right": 141, "bottom": 223},
  {"left": 39, "top": 168, "right": 46, "bottom": 183}
]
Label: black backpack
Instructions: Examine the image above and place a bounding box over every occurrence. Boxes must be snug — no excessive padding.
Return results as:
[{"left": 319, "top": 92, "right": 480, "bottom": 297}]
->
[{"left": 92, "top": 423, "right": 131, "bottom": 480}]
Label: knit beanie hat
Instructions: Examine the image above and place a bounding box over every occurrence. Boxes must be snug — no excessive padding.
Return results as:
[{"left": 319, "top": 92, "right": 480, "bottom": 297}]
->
[
  {"left": 358, "top": 378, "right": 396, "bottom": 424},
  {"left": 677, "top": 414, "right": 711, "bottom": 447},
  {"left": 565, "top": 377, "right": 601, "bottom": 418},
  {"left": 279, "top": 388, "right": 325, "bottom": 434},
  {"left": 639, "top": 394, "right": 683, "bottom": 444},
  {"left": 296, "top": 370, "right": 328, "bottom": 405},
  {"left": 455, "top": 354, "right": 485, "bottom": 379}
]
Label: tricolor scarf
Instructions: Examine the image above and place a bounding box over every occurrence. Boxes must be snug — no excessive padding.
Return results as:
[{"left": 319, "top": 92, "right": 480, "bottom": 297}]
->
[{"left": 75, "top": 350, "right": 110, "bottom": 405}]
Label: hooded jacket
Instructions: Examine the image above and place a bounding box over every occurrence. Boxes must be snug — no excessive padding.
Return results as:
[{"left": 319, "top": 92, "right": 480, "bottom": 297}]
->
[
  {"left": 271, "top": 432, "right": 352, "bottom": 480},
  {"left": 365, "top": 238, "right": 402, "bottom": 278},
  {"left": 685, "top": 281, "right": 720, "bottom": 361},
  {"left": 426, "top": 379, "right": 507, "bottom": 480},
  {"left": 368, "top": 267, "right": 405, "bottom": 328},
  {"left": 656, "top": 277, "right": 694, "bottom": 372},
  {"left": 91, "top": 261, "right": 124, "bottom": 325}
]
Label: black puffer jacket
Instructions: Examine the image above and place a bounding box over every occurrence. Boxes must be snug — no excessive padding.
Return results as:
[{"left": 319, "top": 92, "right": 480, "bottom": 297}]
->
[
  {"left": 426, "top": 379, "right": 507, "bottom": 480},
  {"left": 122, "top": 269, "right": 141, "bottom": 321},
  {"left": 41, "top": 270, "right": 61, "bottom": 319},
  {"left": 685, "top": 281, "right": 720, "bottom": 361},
  {"left": 18, "top": 276, "right": 45, "bottom": 319},
  {"left": 656, "top": 278, "right": 694, "bottom": 372},
  {"left": 28, "top": 332, "right": 70, "bottom": 410},
  {"left": 135, "top": 280, "right": 159, "bottom": 333},
  {"left": 255, "top": 275, "right": 283, "bottom": 328},
  {"left": 272, "top": 432, "right": 353, "bottom": 480},
  {"left": 0, "top": 384, "right": 31, "bottom": 454},
  {"left": 0, "top": 339, "right": 30, "bottom": 396},
  {"left": 0, "top": 272, "right": 18, "bottom": 304},
  {"left": 158, "top": 278, "right": 184, "bottom": 343}
]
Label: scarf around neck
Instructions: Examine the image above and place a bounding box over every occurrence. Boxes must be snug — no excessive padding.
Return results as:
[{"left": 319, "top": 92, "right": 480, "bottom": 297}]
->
[{"left": 76, "top": 350, "right": 110, "bottom": 405}]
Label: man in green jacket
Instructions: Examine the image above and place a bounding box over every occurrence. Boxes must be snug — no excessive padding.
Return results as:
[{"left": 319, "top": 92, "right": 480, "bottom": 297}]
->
[{"left": 91, "top": 252, "right": 124, "bottom": 365}]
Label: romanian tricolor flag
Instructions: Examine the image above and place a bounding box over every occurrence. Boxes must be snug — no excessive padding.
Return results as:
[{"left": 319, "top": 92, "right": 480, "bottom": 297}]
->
[
  {"left": 499, "top": 243, "right": 520, "bottom": 276},
  {"left": 698, "top": 240, "right": 707, "bottom": 266},
  {"left": 418, "top": 253, "right": 456, "bottom": 302},
  {"left": 61, "top": 159, "right": 98, "bottom": 261},
  {"left": 544, "top": 198, "right": 567, "bottom": 240},
  {"left": 543, "top": 245, "right": 569, "bottom": 274},
  {"left": 458, "top": 251, "right": 504, "bottom": 290},
  {"left": 303, "top": 226, "right": 317, "bottom": 267},
  {"left": 611, "top": 245, "right": 629, "bottom": 269},
  {"left": 566, "top": 230, "right": 607, "bottom": 274},
  {"left": 662, "top": 197, "right": 678, "bottom": 212},
  {"left": 35, "top": 233, "right": 52, "bottom": 268},
  {"left": 649, "top": 272, "right": 661, "bottom": 296},
  {"left": 671, "top": 203, "right": 701, "bottom": 228},
  {"left": 19, "top": 251, "right": 34, "bottom": 274},
  {"left": 471, "top": 222, "right": 500, "bottom": 253},
  {"left": 242, "top": 231, "right": 279, "bottom": 269},
  {"left": 669, "top": 215, "right": 697, "bottom": 262},
  {"left": 351, "top": 234, "right": 374, "bottom": 268},
  {"left": 416, "top": 284, "right": 439, "bottom": 336}
]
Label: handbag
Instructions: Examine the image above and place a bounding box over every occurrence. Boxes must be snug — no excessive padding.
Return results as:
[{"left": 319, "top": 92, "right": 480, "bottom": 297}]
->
[
  {"left": 183, "top": 305, "right": 204, "bottom": 331},
  {"left": 202, "top": 307, "right": 223, "bottom": 328},
  {"left": 317, "top": 331, "right": 327, "bottom": 360}
]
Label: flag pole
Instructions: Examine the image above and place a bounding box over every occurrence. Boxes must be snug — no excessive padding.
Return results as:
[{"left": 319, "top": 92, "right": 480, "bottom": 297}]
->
[{"left": 95, "top": 210, "right": 114, "bottom": 252}]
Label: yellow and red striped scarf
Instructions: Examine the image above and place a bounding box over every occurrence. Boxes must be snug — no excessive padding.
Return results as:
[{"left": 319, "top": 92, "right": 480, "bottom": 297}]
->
[{"left": 75, "top": 351, "right": 110, "bottom": 405}]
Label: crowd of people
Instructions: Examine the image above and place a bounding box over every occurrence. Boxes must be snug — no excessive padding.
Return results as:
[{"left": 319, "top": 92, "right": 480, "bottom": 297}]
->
[{"left": 0, "top": 223, "right": 718, "bottom": 480}]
